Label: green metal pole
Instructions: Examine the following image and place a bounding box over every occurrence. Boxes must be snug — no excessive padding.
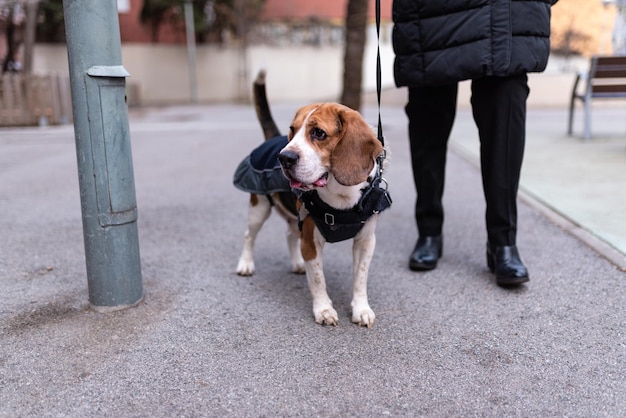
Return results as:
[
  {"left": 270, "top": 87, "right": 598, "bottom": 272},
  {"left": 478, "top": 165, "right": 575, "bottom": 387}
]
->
[{"left": 63, "top": 0, "right": 143, "bottom": 311}]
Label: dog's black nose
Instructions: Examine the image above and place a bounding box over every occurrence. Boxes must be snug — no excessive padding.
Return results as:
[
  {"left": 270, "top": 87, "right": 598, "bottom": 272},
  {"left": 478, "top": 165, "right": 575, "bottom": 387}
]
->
[{"left": 278, "top": 150, "right": 299, "bottom": 169}]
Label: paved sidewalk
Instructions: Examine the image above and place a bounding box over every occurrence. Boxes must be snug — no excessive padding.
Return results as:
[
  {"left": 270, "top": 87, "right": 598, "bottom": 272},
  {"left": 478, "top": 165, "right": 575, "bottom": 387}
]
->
[{"left": 1, "top": 100, "right": 625, "bottom": 416}]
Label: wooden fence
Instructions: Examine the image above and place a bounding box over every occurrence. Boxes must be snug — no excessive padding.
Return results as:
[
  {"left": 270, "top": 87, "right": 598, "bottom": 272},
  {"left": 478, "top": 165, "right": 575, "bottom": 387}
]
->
[{"left": 0, "top": 73, "right": 73, "bottom": 127}]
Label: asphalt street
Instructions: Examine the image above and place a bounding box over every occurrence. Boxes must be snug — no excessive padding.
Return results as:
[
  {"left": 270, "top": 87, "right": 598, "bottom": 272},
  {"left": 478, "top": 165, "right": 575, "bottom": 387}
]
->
[{"left": 1, "top": 100, "right": 625, "bottom": 416}]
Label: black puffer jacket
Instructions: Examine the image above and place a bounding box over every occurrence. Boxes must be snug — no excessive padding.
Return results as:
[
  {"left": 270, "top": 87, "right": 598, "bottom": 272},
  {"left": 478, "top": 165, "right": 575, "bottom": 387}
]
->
[{"left": 393, "top": 0, "right": 558, "bottom": 87}]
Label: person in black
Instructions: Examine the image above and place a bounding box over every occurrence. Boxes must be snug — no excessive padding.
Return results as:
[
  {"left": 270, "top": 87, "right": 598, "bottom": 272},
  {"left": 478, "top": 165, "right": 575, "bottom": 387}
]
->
[{"left": 392, "top": 0, "right": 558, "bottom": 286}]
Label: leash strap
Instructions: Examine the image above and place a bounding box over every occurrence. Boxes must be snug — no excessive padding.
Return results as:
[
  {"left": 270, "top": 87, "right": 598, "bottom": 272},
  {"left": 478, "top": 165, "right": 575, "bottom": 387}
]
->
[{"left": 375, "top": 0, "right": 384, "bottom": 147}]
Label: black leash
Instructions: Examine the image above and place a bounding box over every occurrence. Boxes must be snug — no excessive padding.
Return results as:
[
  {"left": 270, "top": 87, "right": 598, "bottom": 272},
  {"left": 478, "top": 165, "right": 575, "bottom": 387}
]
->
[
  {"left": 375, "top": 0, "right": 384, "bottom": 147},
  {"left": 373, "top": 0, "right": 388, "bottom": 187}
]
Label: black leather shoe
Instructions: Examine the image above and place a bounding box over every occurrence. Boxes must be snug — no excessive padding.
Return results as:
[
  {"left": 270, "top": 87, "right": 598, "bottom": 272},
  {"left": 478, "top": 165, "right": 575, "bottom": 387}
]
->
[
  {"left": 409, "top": 236, "right": 442, "bottom": 271},
  {"left": 487, "top": 243, "right": 529, "bottom": 287}
]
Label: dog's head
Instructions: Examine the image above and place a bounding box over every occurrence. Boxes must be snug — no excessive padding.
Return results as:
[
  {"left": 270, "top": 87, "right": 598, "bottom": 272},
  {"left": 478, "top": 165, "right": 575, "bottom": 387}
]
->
[{"left": 278, "top": 103, "right": 383, "bottom": 190}]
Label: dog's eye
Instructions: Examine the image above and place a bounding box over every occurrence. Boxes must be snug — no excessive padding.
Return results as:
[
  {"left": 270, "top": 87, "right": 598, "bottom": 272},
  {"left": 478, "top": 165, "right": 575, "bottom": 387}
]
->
[
  {"left": 288, "top": 126, "right": 295, "bottom": 139},
  {"left": 310, "top": 127, "right": 327, "bottom": 141}
]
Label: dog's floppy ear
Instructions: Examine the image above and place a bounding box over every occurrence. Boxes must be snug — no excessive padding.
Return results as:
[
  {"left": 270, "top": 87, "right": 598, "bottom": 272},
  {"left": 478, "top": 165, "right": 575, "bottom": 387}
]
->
[{"left": 330, "top": 105, "right": 383, "bottom": 186}]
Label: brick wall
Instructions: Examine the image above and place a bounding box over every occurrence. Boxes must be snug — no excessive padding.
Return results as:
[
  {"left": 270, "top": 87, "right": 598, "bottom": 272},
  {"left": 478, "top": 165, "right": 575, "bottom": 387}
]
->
[{"left": 115, "top": 0, "right": 618, "bottom": 57}]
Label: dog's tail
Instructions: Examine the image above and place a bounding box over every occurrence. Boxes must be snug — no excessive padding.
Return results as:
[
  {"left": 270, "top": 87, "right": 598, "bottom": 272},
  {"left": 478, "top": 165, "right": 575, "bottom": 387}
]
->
[{"left": 253, "top": 70, "right": 282, "bottom": 140}]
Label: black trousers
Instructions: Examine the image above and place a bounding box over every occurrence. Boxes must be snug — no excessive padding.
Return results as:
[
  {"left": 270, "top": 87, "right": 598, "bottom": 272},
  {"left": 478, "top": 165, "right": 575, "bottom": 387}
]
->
[{"left": 405, "top": 74, "right": 529, "bottom": 247}]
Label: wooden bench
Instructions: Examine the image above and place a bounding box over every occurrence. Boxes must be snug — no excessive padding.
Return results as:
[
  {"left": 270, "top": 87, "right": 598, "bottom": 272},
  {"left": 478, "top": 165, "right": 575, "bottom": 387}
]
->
[{"left": 567, "top": 55, "right": 626, "bottom": 139}]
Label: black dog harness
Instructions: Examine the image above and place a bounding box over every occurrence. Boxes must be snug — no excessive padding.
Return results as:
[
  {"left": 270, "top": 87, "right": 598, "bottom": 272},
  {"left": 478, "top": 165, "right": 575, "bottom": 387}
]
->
[{"left": 297, "top": 174, "right": 391, "bottom": 243}]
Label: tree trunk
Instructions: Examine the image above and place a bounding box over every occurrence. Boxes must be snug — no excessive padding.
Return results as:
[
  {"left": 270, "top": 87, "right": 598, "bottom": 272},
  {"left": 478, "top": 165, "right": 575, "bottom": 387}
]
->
[
  {"left": 2, "top": 6, "right": 17, "bottom": 73},
  {"left": 340, "top": 0, "right": 369, "bottom": 111},
  {"left": 23, "top": 1, "right": 39, "bottom": 74}
]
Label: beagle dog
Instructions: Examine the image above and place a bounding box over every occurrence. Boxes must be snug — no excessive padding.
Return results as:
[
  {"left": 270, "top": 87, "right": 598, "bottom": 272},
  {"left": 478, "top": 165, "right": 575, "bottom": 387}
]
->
[{"left": 234, "top": 71, "right": 390, "bottom": 327}]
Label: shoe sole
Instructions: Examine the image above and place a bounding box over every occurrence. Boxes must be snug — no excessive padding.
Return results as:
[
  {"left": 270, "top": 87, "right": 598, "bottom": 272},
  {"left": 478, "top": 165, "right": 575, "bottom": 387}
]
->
[
  {"left": 496, "top": 275, "right": 530, "bottom": 287},
  {"left": 409, "top": 262, "right": 437, "bottom": 271}
]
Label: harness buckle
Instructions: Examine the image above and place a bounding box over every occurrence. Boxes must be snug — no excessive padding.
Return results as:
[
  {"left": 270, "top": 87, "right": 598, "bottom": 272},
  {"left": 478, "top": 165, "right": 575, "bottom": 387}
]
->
[
  {"left": 379, "top": 177, "right": 389, "bottom": 191},
  {"left": 324, "top": 213, "right": 335, "bottom": 226}
]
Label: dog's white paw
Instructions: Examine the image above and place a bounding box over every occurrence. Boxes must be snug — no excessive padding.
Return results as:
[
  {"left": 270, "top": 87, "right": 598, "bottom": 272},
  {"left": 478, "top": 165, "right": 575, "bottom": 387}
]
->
[
  {"left": 291, "top": 261, "right": 306, "bottom": 274},
  {"left": 313, "top": 306, "right": 339, "bottom": 326},
  {"left": 351, "top": 305, "right": 375, "bottom": 328},
  {"left": 236, "top": 257, "right": 255, "bottom": 276}
]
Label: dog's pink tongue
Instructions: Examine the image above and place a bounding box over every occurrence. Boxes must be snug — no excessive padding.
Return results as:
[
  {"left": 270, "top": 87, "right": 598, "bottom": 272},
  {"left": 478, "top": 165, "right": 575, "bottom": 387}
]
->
[
  {"left": 313, "top": 177, "right": 327, "bottom": 187},
  {"left": 290, "top": 177, "right": 326, "bottom": 189},
  {"left": 290, "top": 179, "right": 303, "bottom": 189}
]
